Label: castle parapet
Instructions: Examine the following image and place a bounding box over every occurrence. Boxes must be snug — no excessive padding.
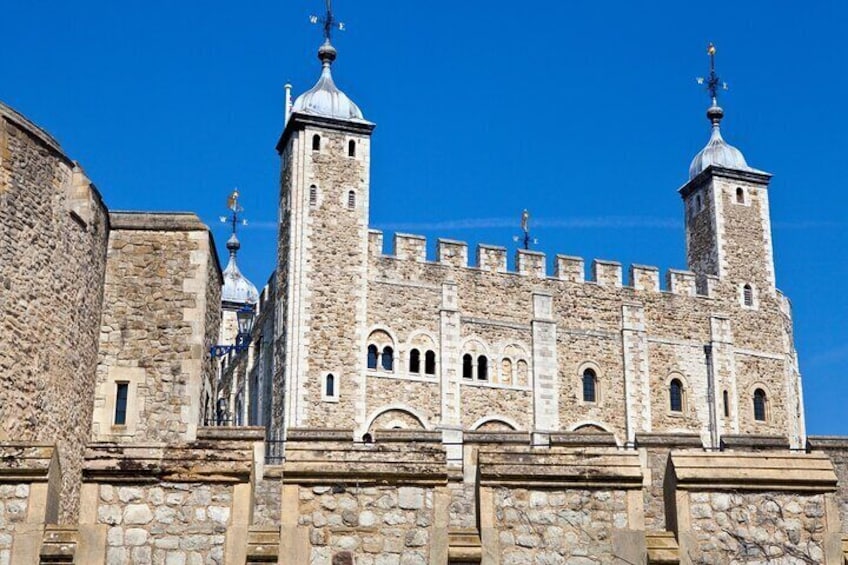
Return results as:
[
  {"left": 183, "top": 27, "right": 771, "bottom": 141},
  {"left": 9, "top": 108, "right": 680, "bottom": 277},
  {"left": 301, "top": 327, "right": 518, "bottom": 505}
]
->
[
  {"left": 393, "top": 233, "right": 427, "bottom": 262},
  {"left": 477, "top": 244, "right": 507, "bottom": 273},
  {"left": 667, "top": 269, "right": 697, "bottom": 296},
  {"left": 630, "top": 264, "right": 660, "bottom": 292},
  {"left": 555, "top": 255, "right": 585, "bottom": 283},
  {"left": 438, "top": 238, "right": 468, "bottom": 268},
  {"left": 517, "top": 249, "right": 546, "bottom": 278},
  {"left": 592, "top": 259, "right": 622, "bottom": 287}
]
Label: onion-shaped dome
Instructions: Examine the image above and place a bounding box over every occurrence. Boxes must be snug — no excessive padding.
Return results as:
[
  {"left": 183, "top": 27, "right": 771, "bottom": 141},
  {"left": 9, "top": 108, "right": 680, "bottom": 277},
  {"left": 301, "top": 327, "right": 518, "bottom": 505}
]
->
[
  {"left": 221, "top": 234, "right": 259, "bottom": 305},
  {"left": 689, "top": 103, "right": 757, "bottom": 180},
  {"left": 291, "top": 39, "right": 364, "bottom": 121}
]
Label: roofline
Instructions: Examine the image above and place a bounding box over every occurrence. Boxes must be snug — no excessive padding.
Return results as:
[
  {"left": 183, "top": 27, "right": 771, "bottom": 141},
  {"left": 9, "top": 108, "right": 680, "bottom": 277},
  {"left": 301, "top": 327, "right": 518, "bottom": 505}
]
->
[
  {"left": 678, "top": 165, "right": 773, "bottom": 198},
  {"left": 276, "top": 111, "right": 375, "bottom": 154}
]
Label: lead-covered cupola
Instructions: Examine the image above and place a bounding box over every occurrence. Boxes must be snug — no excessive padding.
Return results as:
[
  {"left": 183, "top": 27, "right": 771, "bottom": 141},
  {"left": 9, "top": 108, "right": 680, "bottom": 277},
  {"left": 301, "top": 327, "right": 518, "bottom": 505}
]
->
[{"left": 290, "top": 38, "right": 365, "bottom": 122}]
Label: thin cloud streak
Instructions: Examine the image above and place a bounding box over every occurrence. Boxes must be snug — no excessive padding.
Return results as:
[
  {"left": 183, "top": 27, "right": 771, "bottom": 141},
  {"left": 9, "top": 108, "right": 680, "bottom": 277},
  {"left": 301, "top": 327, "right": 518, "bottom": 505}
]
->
[{"left": 806, "top": 344, "right": 848, "bottom": 368}]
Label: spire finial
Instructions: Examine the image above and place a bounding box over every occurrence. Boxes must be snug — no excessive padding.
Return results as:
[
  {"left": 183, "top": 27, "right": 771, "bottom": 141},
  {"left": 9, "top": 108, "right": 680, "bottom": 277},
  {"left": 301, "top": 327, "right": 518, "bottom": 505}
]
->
[
  {"left": 310, "top": 0, "right": 345, "bottom": 66},
  {"left": 696, "top": 42, "right": 729, "bottom": 127},
  {"left": 220, "top": 188, "right": 248, "bottom": 256}
]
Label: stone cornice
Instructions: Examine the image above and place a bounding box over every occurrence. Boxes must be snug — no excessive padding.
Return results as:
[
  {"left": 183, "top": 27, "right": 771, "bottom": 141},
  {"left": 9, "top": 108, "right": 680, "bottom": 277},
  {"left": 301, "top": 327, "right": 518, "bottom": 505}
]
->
[
  {"left": 678, "top": 165, "right": 773, "bottom": 199},
  {"left": 276, "top": 111, "right": 375, "bottom": 153},
  {"left": 0, "top": 443, "right": 58, "bottom": 483}
]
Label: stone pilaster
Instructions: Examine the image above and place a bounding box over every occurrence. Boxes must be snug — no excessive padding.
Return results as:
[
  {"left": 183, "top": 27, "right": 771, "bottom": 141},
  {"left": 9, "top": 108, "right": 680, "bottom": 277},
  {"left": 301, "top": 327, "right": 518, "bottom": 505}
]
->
[
  {"left": 531, "top": 292, "right": 558, "bottom": 435},
  {"left": 622, "top": 303, "right": 651, "bottom": 444},
  {"left": 709, "top": 314, "right": 737, "bottom": 442},
  {"left": 439, "top": 281, "right": 463, "bottom": 464}
]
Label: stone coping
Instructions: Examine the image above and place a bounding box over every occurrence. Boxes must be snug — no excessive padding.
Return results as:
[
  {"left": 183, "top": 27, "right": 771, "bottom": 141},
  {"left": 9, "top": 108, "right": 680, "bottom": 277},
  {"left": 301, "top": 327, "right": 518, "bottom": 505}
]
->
[
  {"left": 550, "top": 431, "right": 618, "bottom": 447},
  {"left": 109, "top": 211, "right": 208, "bottom": 232},
  {"left": 197, "top": 426, "right": 266, "bottom": 441},
  {"left": 464, "top": 431, "right": 531, "bottom": 444},
  {"left": 478, "top": 447, "right": 643, "bottom": 489},
  {"left": 720, "top": 434, "right": 790, "bottom": 451},
  {"left": 668, "top": 451, "right": 837, "bottom": 492},
  {"left": 0, "top": 101, "right": 63, "bottom": 156},
  {"left": 287, "top": 428, "right": 353, "bottom": 442},
  {"left": 807, "top": 436, "right": 848, "bottom": 450},
  {"left": 83, "top": 442, "right": 254, "bottom": 483},
  {"left": 636, "top": 433, "right": 704, "bottom": 449},
  {"left": 0, "top": 443, "right": 58, "bottom": 482},
  {"left": 371, "top": 430, "right": 442, "bottom": 443},
  {"left": 282, "top": 441, "right": 447, "bottom": 486}
]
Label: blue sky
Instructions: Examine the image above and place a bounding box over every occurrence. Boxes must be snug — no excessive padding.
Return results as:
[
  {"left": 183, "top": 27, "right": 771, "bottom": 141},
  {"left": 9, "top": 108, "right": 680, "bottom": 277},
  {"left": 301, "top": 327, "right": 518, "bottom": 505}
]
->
[{"left": 4, "top": 1, "right": 846, "bottom": 434}]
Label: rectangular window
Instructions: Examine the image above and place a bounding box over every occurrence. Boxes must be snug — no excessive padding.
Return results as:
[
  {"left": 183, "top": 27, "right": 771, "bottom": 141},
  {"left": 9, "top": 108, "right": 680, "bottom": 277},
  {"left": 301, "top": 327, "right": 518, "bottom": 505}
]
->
[{"left": 114, "top": 382, "right": 129, "bottom": 425}]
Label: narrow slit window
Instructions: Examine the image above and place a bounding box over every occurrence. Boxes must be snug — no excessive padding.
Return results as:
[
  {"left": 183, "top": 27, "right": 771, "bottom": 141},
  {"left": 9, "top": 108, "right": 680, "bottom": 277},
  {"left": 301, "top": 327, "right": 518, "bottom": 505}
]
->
[
  {"left": 424, "top": 350, "right": 436, "bottom": 375},
  {"left": 381, "top": 346, "right": 394, "bottom": 371},
  {"left": 462, "top": 354, "right": 473, "bottom": 379},
  {"left": 114, "top": 382, "right": 129, "bottom": 425},
  {"left": 409, "top": 349, "right": 421, "bottom": 373},
  {"left": 743, "top": 284, "right": 753, "bottom": 307},
  {"left": 348, "top": 139, "right": 356, "bottom": 157},
  {"left": 312, "top": 134, "right": 321, "bottom": 151},
  {"left": 582, "top": 369, "right": 597, "bottom": 402},
  {"left": 670, "top": 379, "right": 683, "bottom": 412},
  {"left": 309, "top": 185, "right": 317, "bottom": 206},
  {"left": 325, "top": 374, "right": 335, "bottom": 397},
  {"left": 477, "top": 355, "right": 488, "bottom": 381},
  {"left": 736, "top": 187, "right": 745, "bottom": 204},
  {"left": 753, "top": 389, "right": 767, "bottom": 421},
  {"left": 723, "top": 390, "right": 729, "bottom": 418},
  {"left": 347, "top": 190, "right": 356, "bottom": 210}
]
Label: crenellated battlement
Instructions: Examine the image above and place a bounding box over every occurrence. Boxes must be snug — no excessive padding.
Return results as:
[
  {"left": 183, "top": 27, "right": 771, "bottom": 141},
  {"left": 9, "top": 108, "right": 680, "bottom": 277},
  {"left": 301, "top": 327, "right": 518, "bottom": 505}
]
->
[{"left": 368, "top": 229, "right": 714, "bottom": 298}]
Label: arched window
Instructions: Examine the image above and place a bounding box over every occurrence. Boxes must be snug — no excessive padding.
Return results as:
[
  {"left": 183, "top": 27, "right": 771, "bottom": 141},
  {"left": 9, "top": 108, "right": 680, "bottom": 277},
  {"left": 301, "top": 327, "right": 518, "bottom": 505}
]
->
[
  {"left": 347, "top": 190, "right": 356, "bottom": 210},
  {"left": 582, "top": 369, "right": 597, "bottom": 403},
  {"left": 736, "top": 187, "right": 745, "bottom": 204},
  {"left": 462, "top": 354, "right": 473, "bottom": 379},
  {"left": 743, "top": 284, "right": 753, "bottom": 307},
  {"left": 325, "top": 374, "right": 335, "bottom": 397},
  {"left": 348, "top": 139, "right": 356, "bottom": 157},
  {"left": 670, "top": 379, "right": 684, "bottom": 412},
  {"left": 409, "top": 349, "right": 421, "bottom": 373},
  {"left": 477, "top": 356, "right": 488, "bottom": 381},
  {"left": 753, "top": 388, "right": 767, "bottom": 421},
  {"left": 501, "top": 358, "right": 513, "bottom": 385},
  {"left": 723, "top": 390, "right": 729, "bottom": 418},
  {"left": 516, "top": 360, "right": 528, "bottom": 386},
  {"left": 424, "top": 350, "right": 436, "bottom": 375},
  {"left": 381, "top": 346, "right": 394, "bottom": 371},
  {"left": 367, "top": 345, "right": 378, "bottom": 370},
  {"left": 312, "top": 134, "right": 321, "bottom": 151},
  {"left": 309, "top": 185, "right": 317, "bottom": 206}
]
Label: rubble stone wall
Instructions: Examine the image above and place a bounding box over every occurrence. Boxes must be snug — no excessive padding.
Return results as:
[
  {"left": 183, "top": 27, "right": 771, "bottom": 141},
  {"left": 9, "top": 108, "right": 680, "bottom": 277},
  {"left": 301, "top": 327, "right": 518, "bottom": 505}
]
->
[
  {"left": 0, "top": 104, "right": 109, "bottom": 522},
  {"left": 0, "top": 483, "right": 30, "bottom": 562}
]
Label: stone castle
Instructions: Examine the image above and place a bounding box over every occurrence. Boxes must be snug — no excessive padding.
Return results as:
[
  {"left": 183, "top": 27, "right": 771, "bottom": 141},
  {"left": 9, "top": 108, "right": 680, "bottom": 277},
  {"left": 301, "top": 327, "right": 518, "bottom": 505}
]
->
[{"left": 1, "top": 17, "right": 848, "bottom": 565}]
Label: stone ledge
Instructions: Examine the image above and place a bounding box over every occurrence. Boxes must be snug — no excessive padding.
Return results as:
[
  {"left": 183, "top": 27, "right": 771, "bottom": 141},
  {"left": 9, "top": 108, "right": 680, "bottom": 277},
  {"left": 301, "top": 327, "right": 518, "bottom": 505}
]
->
[
  {"left": 636, "top": 433, "right": 704, "bottom": 449},
  {"left": 463, "top": 431, "right": 530, "bottom": 444},
  {"left": 807, "top": 435, "right": 848, "bottom": 451},
  {"left": 283, "top": 441, "right": 447, "bottom": 485},
  {"left": 83, "top": 442, "right": 254, "bottom": 483},
  {"left": 371, "top": 430, "right": 442, "bottom": 443},
  {"left": 667, "top": 451, "right": 837, "bottom": 492},
  {"left": 197, "top": 426, "right": 266, "bottom": 441},
  {"left": 720, "top": 434, "right": 790, "bottom": 451},
  {"left": 550, "top": 431, "right": 618, "bottom": 448},
  {"left": 109, "top": 211, "right": 208, "bottom": 232},
  {"left": 478, "top": 447, "right": 642, "bottom": 489},
  {"left": 287, "top": 428, "right": 353, "bottom": 442},
  {"left": 0, "top": 443, "right": 58, "bottom": 482}
]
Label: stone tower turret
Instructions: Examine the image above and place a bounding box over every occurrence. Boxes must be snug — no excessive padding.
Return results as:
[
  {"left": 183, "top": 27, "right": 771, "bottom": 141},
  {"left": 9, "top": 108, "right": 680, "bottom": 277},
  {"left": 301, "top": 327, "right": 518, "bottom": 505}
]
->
[{"left": 273, "top": 36, "right": 375, "bottom": 438}]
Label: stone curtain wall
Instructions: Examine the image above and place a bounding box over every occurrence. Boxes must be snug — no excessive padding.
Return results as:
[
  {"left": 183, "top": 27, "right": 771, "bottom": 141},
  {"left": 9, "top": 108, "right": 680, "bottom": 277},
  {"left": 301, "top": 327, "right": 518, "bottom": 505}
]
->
[
  {"left": 96, "top": 483, "right": 230, "bottom": 564},
  {"left": 0, "top": 104, "right": 109, "bottom": 522},
  {"left": 493, "top": 487, "right": 628, "bottom": 563},
  {"left": 298, "top": 485, "right": 434, "bottom": 565},
  {"left": 687, "top": 491, "right": 826, "bottom": 563}
]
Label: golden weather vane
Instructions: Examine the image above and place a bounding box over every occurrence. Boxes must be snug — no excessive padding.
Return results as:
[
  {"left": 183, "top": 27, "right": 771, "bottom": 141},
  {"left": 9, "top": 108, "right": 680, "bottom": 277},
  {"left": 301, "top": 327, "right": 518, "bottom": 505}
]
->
[
  {"left": 696, "top": 42, "right": 729, "bottom": 103},
  {"left": 220, "top": 188, "right": 247, "bottom": 236}
]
